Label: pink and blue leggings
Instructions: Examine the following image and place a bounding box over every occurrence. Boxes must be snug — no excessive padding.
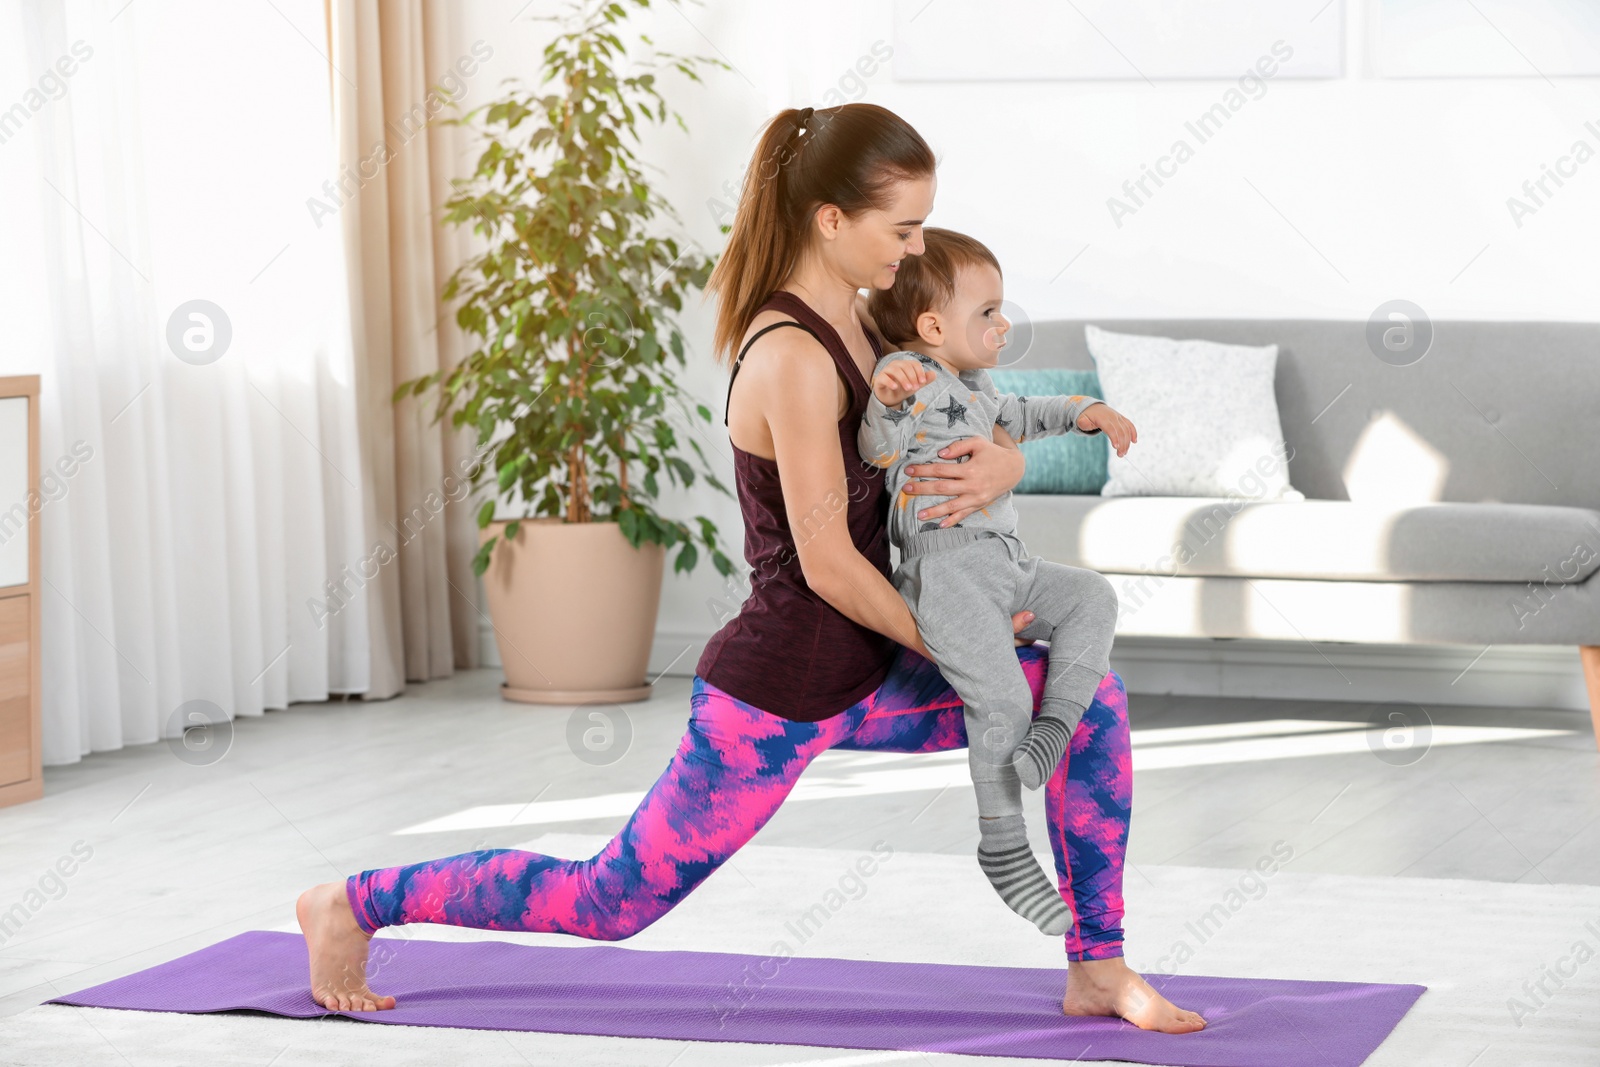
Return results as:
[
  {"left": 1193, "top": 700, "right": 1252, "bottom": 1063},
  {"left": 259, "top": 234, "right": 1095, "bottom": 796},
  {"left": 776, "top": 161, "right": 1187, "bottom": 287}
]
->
[{"left": 345, "top": 643, "right": 1132, "bottom": 961}]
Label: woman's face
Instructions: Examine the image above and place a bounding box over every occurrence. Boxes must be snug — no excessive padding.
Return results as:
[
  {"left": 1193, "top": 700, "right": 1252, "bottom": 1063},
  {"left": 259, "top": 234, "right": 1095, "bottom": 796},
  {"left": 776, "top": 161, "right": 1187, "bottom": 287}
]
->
[{"left": 826, "top": 174, "right": 936, "bottom": 291}]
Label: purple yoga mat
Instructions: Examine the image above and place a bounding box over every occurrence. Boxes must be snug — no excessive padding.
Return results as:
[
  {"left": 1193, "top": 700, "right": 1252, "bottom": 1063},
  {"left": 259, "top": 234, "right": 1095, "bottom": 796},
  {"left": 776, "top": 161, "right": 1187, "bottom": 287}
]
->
[{"left": 46, "top": 931, "right": 1423, "bottom": 1066}]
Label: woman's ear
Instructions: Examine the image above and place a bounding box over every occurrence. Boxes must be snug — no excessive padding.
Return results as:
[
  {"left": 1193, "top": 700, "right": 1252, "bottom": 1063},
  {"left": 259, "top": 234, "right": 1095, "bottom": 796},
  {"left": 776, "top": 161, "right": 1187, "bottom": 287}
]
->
[
  {"left": 915, "top": 309, "right": 943, "bottom": 347},
  {"left": 813, "top": 203, "right": 842, "bottom": 241}
]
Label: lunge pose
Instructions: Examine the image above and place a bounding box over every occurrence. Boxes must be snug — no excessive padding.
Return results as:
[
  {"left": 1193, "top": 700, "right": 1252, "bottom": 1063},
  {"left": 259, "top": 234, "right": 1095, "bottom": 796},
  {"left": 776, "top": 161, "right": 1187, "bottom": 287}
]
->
[
  {"left": 297, "top": 101, "right": 1204, "bottom": 1035},
  {"left": 858, "top": 226, "right": 1135, "bottom": 936}
]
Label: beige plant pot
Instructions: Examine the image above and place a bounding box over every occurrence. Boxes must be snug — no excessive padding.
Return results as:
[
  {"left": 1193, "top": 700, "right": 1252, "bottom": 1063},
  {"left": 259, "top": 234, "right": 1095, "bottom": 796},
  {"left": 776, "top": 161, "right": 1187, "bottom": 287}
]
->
[{"left": 479, "top": 518, "right": 665, "bottom": 704}]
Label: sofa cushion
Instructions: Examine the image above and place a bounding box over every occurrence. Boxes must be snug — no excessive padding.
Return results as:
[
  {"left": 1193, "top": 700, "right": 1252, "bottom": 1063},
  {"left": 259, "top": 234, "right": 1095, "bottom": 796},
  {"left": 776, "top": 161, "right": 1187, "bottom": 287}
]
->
[
  {"left": 986, "top": 367, "right": 1108, "bottom": 494},
  {"left": 1084, "top": 325, "right": 1304, "bottom": 502},
  {"left": 1013, "top": 495, "right": 1600, "bottom": 583}
]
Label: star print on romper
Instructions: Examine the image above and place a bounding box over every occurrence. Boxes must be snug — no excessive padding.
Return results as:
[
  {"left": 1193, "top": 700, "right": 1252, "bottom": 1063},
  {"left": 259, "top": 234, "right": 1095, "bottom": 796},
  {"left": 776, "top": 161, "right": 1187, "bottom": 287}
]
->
[
  {"left": 934, "top": 395, "right": 968, "bottom": 427},
  {"left": 880, "top": 405, "right": 911, "bottom": 425}
]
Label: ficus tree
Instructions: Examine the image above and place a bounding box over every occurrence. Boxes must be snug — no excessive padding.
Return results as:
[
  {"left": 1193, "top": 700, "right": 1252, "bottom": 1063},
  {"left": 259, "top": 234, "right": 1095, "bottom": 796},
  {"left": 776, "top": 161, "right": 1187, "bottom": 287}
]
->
[{"left": 399, "top": 0, "right": 735, "bottom": 579}]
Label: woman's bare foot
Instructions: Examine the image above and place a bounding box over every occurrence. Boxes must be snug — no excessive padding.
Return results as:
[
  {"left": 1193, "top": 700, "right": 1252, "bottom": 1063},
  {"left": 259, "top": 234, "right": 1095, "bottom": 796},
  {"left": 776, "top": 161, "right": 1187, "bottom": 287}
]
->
[
  {"left": 296, "top": 881, "right": 397, "bottom": 1012},
  {"left": 1062, "top": 957, "right": 1205, "bottom": 1033}
]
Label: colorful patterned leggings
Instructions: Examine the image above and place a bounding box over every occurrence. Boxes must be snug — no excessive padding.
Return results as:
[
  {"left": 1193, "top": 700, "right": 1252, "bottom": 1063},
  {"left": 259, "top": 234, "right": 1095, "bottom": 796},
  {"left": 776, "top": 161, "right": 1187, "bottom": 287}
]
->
[{"left": 345, "top": 643, "right": 1132, "bottom": 961}]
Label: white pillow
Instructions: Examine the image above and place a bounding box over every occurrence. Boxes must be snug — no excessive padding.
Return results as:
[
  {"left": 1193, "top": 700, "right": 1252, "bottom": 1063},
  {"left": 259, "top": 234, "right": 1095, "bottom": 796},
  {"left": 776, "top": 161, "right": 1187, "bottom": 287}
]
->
[{"left": 1084, "top": 325, "right": 1304, "bottom": 501}]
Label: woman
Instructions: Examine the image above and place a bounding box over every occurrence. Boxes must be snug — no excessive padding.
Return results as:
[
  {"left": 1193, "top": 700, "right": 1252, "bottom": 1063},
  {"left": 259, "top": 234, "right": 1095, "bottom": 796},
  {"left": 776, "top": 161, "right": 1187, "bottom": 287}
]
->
[{"left": 298, "top": 102, "right": 1204, "bottom": 1035}]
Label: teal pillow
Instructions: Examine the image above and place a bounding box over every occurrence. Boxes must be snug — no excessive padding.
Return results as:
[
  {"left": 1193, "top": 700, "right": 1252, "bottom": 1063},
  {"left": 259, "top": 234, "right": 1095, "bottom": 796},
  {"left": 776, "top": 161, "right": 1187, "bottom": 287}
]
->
[{"left": 987, "top": 368, "right": 1108, "bottom": 494}]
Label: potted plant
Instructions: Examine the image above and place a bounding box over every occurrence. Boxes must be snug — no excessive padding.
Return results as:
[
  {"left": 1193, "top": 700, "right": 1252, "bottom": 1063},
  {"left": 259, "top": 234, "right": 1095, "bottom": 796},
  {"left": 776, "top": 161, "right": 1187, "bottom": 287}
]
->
[{"left": 399, "top": 0, "right": 734, "bottom": 704}]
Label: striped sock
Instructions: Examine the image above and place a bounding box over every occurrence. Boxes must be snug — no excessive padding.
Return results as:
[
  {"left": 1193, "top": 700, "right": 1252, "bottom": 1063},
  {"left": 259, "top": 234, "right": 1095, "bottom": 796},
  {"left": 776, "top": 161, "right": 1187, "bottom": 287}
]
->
[
  {"left": 977, "top": 814, "right": 1071, "bottom": 936},
  {"left": 1012, "top": 706, "right": 1082, "bottom": 790}
]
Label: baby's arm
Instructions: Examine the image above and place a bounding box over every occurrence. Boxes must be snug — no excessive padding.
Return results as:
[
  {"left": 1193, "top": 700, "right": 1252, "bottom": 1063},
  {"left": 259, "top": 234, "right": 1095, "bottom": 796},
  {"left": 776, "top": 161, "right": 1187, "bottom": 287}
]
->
[
  {"left": 971, "top": 370, "right": 1105, "bottom": 443},
  {"left": 1000, "top": 393, "right": 1105, "bottom": 442},
  {"left": 858, "top": 355, "right": 930, "bottom": 469}
]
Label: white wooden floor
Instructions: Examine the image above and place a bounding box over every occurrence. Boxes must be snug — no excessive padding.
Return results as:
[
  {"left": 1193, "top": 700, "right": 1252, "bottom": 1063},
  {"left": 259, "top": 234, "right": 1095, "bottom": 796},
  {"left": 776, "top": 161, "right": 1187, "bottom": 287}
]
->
[{"left": 1, "top": 668, "right": 1596, "bottom": 1064}]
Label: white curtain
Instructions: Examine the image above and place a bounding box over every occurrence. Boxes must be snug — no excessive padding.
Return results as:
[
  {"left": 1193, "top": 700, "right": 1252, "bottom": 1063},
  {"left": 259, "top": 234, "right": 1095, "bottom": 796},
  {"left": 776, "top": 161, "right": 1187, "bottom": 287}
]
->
[
  {"left": 0, "top": 0, "right": 373, "bottom": 763},
  {"left": 329, "top": 0, "right": 486, "bottom": 695}
]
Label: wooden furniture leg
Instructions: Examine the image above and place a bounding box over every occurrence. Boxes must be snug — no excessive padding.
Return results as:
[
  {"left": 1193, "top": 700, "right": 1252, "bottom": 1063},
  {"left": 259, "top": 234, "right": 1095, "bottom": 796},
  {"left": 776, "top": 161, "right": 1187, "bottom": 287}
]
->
[{"left": 1583, "top": 646, "right": 1600, "bottom": 752}]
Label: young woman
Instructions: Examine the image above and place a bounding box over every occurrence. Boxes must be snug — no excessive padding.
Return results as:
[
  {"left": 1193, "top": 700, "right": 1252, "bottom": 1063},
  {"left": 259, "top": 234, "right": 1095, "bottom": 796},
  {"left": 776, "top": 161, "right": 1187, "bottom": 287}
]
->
[{"left": 297, "top": 101, "right": 1204, "bottom": 1035}]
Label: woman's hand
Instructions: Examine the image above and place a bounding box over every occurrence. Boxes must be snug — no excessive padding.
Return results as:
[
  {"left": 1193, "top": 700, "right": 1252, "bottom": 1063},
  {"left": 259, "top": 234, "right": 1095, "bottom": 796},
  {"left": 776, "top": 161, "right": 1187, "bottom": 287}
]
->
[
  {"left": 911, "top": 608, "right": 1037, "bottom": 659},
  {"left": 903, "top": 435, "right": 1026, "bottom": 528}
]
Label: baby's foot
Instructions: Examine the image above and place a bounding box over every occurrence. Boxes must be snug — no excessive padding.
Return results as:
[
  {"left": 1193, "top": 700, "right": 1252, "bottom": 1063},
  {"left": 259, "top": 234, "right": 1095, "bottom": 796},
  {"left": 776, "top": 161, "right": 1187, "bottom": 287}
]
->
[
  {"left": 1013, "top": 712, "right": 1076, "bottom": 789},
  {"left": 977, "top": 814, "right": 1071, "bottom": 936}
]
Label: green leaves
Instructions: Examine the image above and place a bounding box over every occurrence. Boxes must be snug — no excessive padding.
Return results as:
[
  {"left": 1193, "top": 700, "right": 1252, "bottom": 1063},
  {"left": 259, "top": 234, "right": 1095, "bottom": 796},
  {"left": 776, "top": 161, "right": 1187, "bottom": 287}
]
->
[
  {"left": 389, "top": 0, "right": 734, "bottom": 579},
  {"left": 472, "top": 536, "right": 497, "bottom": 577}
]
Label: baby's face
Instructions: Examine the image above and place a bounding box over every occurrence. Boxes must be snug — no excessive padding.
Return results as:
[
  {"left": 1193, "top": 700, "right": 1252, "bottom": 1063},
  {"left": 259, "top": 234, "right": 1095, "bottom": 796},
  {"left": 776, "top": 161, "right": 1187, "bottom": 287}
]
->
[{"left": 938, "top": 262, "right": 1010, "bottom": 370}]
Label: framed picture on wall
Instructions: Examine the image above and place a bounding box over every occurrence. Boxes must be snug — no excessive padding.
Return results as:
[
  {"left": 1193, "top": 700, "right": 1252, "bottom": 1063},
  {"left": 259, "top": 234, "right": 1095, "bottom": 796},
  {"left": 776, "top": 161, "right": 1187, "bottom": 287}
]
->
[
  {"left": 892, "top": 0, "right": 1344, "bottom": 81},
  {"left": 1375, "top": 0, "right": 1600, "bottom": 77}
]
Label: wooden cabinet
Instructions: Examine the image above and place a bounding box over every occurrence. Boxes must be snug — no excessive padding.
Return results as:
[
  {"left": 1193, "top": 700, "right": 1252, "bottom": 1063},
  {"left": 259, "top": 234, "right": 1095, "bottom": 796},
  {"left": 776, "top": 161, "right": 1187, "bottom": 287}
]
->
[
  {"left": 0, "top": 595, "right": 31, "bottom": 788},
  {"left": 0, "top": 377, "right": 40, "bottom": 807}
]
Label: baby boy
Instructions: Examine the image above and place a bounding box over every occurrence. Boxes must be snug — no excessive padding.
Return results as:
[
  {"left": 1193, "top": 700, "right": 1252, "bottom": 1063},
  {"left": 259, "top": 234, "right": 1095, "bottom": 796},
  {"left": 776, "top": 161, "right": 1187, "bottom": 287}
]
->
[{"left": 859, "top": 227, "right": 1135, "bottom": 935}]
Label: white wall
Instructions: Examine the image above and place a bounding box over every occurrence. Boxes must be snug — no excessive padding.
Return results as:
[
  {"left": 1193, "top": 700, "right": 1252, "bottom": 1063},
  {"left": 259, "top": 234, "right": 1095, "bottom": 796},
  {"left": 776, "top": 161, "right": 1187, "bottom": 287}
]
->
[{"left": 458, "top": 1, "right": 1599, "bottom": 711}]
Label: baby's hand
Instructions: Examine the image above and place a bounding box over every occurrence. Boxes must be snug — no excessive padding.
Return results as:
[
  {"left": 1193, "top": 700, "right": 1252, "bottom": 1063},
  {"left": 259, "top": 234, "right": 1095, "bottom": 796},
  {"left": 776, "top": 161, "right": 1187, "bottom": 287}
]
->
[
  {"left": 872, "top": 358, "right": 935, "bottom": 408},
  {"left": 1076, "top": 401, "right": 1138, "bottom": 457}
]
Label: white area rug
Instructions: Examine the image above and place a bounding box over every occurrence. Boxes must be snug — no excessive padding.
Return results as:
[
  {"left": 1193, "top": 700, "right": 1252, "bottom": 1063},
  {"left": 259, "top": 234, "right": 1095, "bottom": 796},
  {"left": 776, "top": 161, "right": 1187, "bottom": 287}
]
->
[{"left": 2, "top": 833, "right": 1595, "bottom": 1066}]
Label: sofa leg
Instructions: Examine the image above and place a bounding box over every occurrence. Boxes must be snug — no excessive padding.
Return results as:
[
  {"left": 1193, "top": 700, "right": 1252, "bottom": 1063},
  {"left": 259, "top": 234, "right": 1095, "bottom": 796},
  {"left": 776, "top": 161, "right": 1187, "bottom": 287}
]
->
[{"left": 1583, "top": 646, "right": 1600, "bottom": 751}]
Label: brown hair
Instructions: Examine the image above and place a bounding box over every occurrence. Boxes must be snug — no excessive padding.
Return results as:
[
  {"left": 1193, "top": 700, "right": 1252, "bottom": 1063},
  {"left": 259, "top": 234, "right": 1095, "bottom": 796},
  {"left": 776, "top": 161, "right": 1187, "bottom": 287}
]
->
[
  {"left": 705, "top": 103, "right": 937, "bottom": 365},
  {"left": 867, "top": 227, "right": 1002, "bottom": 346}
]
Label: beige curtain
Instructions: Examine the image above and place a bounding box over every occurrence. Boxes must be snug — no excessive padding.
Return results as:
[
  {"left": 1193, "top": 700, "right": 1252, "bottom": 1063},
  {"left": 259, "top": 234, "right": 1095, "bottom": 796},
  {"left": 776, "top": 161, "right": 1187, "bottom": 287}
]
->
[{"left": 327, "top": 0, "right": 485, "bottom": 696}]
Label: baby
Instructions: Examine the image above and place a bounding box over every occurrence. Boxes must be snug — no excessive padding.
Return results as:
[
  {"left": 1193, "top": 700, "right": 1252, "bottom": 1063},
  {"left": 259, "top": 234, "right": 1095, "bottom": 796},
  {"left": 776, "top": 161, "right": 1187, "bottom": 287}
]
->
[{"left": 859, "top": 227, "right": 1135, "bottom": 936}]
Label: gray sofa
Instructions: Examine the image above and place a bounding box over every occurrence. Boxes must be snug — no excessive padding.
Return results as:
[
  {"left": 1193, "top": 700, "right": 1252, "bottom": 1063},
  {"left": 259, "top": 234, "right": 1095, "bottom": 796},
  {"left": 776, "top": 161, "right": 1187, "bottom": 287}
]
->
[{"left": 1005, "top": 319, "right": 1600, "bottom": 744}]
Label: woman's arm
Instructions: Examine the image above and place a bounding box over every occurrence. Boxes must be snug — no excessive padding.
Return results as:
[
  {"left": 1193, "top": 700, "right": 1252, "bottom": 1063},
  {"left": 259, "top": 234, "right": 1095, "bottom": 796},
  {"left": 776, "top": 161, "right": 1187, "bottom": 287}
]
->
[
  {"left": 904, "top": 430, "right": 1026, "bottom": 528},
  {"left": 760, "top": 330, "right": 934, "bottom": 657}
]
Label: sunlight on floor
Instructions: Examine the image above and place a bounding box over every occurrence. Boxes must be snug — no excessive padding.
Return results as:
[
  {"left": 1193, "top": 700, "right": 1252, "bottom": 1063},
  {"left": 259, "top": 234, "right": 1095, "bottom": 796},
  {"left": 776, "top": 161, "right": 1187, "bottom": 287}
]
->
[
  {"left": 1131, "top": 720, "right": 1570, "bottom": 770},
  {"left": 394, "top": 718, "right": 1575, "bottom": 834}
]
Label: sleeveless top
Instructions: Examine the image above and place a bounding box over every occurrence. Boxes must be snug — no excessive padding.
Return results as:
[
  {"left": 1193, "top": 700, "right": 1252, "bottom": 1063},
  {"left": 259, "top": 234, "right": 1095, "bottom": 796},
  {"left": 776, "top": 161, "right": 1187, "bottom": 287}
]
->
[{"left": 694, "top": 290, "right": 898, "bottom": 722}]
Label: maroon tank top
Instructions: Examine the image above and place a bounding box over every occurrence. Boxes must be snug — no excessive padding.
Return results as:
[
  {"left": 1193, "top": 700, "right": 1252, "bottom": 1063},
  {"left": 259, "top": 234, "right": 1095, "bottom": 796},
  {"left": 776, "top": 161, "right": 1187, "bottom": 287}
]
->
[{"left": 694, "top": 290, "right": 898, "bottom": 722}]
